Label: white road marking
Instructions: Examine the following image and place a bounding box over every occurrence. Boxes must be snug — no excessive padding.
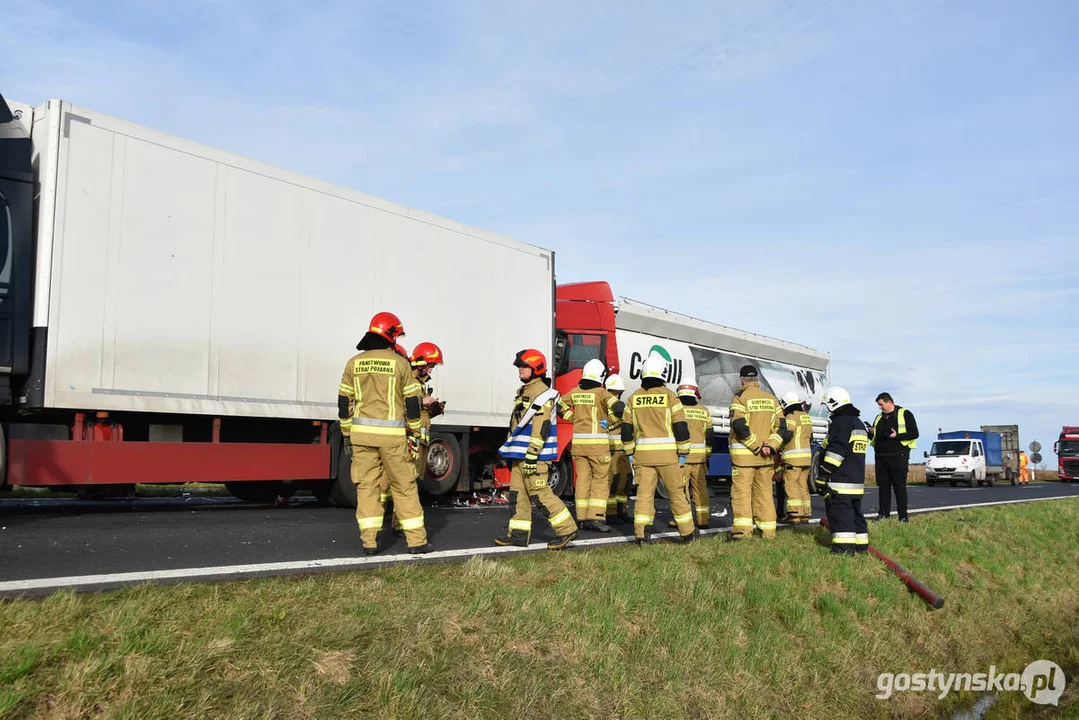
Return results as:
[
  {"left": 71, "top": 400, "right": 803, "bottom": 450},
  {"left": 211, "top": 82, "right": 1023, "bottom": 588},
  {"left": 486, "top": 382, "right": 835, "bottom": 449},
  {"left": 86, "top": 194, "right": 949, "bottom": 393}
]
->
[{"left": 1, "top": 493, "right": 1076, "bottom": 595}]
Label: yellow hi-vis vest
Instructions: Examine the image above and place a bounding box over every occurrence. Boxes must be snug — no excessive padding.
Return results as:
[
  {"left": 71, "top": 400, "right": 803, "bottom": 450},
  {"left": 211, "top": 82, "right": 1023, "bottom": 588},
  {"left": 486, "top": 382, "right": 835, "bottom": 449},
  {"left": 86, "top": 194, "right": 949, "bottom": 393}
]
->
[{"left": 871, "top": 407, "right": 916, "bottom": 450}]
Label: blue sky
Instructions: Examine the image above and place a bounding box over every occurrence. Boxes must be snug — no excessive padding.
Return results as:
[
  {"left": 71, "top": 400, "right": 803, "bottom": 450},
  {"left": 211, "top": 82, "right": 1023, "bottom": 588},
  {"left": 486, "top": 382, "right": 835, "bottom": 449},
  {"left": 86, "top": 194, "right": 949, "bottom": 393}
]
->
[{"left": 5, "top": 0, "right": 1078, "bottom": 467}]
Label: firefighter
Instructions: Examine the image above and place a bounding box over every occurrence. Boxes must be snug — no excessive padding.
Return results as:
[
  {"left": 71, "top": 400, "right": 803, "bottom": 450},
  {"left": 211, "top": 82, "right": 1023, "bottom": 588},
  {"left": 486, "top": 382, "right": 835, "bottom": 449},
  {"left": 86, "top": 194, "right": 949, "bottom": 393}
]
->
[
  {"left": 778, "top": 391, "right": 814, "bottom": 523},
  {"left": 604, "top": 373, "right": 633, "bottom": 525},
  {"left": 559, "top": 359, "right": 624, "bottom": 532},
  {"left": 672, "top": 383, "right": 714, "bottom": 528},
  {"left": 382, "top": 342, "right": 446, "bottom": 535},
  {"left": 494, "top": 349, "right": 578, "bottom": 550},
  {"left": 622, "top": 354, "right": 695, "bottom": 544},
  {"left": 728, "top": 365, "right": 784, "bottom": 540},
  {"left": 410, "top": 342, "right": 446, "bottom": 479},
  {"left": 815, "top": 387, "right": 869, "bottom": 555},
  {"left": 338, "top": 312, "right": 433, "bottom": 555}
]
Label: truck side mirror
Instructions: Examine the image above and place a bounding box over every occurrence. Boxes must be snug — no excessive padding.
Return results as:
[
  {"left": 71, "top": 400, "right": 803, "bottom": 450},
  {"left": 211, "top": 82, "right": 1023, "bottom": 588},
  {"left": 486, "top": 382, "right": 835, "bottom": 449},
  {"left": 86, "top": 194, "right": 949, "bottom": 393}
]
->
[{"left": 923, "top": 451, "right": 928, "bottom": 458}]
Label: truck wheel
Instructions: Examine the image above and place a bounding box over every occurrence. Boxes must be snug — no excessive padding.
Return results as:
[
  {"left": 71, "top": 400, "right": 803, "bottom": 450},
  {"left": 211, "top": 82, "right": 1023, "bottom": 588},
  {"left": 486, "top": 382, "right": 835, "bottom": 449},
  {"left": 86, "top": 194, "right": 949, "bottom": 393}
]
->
[
  {"left": 328, "top": 444, "right": 357, "bottom": 508},
  {"left": 926, "top": 478, "right": 935, "bottom": 487},
  {"left": 422, "top": 433, "right": 461, "bottom": 497},
  {"left": 986, "top": 474, "right": 995, "bottom": 487},
  {"left": 549, "top": 455, "right": 571, "bottom": 497},
  {"left": 966, "top": 477, "right": 975, "bottom": 488},
  {"left": 656, "top": 477, "right": 670, "bottom": 500},
  {"left": 225, "top": 481, "right": 291, "bottom": 504},
  {"left": 949, "top": 480, "right": 957, "bottom": 487}
]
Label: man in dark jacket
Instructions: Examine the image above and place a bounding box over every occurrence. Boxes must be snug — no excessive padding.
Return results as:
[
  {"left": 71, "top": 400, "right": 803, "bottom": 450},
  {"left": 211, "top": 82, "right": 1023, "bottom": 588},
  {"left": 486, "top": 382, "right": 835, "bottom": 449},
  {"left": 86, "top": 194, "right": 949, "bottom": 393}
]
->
[{"left": 867, "top": 392, "right": 919, "bottom": 522}]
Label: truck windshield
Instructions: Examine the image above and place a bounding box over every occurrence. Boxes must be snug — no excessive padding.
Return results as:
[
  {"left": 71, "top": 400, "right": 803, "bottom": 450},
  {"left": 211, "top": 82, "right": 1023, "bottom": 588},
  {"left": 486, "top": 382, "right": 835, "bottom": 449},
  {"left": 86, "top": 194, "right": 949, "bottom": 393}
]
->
[
  {"left": 930, "top": 441, "right": 971, "bottom": 456},
  {"left": 557, "top": 333, "right": 606, "bottom": 374},
  {"left": 1059, "top": 440, "right": 1079, "bottom": 455}
]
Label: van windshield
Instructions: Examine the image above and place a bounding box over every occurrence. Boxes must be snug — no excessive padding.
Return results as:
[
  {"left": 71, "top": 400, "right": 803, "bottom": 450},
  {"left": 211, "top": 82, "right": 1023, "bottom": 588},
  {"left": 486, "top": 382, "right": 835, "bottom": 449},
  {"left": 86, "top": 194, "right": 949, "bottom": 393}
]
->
[{"left": 930, "top": 441, "right": 971, "bottom": 456}]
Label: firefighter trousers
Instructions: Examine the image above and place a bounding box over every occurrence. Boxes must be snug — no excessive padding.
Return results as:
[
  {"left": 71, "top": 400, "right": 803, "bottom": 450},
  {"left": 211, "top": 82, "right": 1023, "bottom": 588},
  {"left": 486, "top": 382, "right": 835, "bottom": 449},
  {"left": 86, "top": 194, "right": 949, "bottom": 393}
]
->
[
  {"left": 634, "top": 464, "right": 694, "bottom": 539},
  {"left": 682, "top": 462, "right": 710, "bottom": 526},
  {"left": 574, "top": 454, "right": 612, "bottom": 521},
  {"left": 352, "top": 441, "right": 427, "bottom": 549},
  {"left": 731, "top": 464, "right": 777, "bottom": 539},
  {"left": 414, "top": 440, "right": 428, "bottom": 481},
  {"left": 379, "top": 439, "right": 426, "bottom": 531},
  {"left": 507, "top": 460, "right": 577, "bottom": 542},
  {"left": 783, "top": 464, "right": 812, "bottom": 521},
  {"left": 606, "top": 451, "right": 632, "bottom": 518},
  {"left": 825, "top": 493, "right": 868, "bottom": 555}
]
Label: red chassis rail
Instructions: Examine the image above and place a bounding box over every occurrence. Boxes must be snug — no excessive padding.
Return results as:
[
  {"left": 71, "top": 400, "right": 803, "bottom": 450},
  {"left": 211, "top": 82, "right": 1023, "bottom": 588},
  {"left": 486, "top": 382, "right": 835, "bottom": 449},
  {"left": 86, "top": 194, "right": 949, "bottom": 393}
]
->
[{"left": 5, "top": 414, "right": 331, "bottom": 486}]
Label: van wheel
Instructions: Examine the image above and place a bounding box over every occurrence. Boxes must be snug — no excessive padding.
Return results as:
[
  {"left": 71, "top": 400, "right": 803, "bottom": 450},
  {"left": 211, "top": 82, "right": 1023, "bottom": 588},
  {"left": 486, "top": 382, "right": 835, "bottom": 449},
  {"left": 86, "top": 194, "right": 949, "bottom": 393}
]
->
[
  {"left": 926, "top": 478, "right": 935, "bottom": 487},
  {"left": 949, "top": 480, "right": 957, "bottom": 487}
]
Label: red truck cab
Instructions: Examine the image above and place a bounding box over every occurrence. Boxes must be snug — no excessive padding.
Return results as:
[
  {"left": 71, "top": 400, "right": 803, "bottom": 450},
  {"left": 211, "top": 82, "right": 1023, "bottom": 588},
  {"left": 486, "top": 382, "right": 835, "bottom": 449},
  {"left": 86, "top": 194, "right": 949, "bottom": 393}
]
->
[
  {"left": 1055, "top": 427, "right": 1079, "bottom": 481},
  {"left": 553, "top": 282, "right": 621, "bottom": 460}
]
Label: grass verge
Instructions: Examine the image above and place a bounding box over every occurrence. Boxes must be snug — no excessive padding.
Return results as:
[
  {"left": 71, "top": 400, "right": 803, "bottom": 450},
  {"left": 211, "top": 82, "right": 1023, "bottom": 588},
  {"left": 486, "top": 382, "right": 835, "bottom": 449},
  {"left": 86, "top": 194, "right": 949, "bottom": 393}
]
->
[{"left": 2, "top": 500, "right": 1077, "bottom": 719}]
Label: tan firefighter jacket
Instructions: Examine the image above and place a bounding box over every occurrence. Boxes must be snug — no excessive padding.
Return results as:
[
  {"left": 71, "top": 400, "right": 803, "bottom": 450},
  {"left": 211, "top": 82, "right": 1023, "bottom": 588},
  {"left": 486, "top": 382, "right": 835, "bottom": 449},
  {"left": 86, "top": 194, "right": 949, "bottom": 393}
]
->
[
  {"left": 682, "top": 404, "right": 713, "bottom": 465},
  {"left": 780, "top": 409, "right": 814, "bottom": 467},
  {"left": 622, "top": 386, "right": 691, "bottom": 467},
  {"left": 339, "top": 348, "right": 423, "bottom": 447},
  {"left": 728, "top": 380, "right": 783, "bottom": 467},
  {"left": 559, "top": 384, "right": 623, "bottom": 457}
]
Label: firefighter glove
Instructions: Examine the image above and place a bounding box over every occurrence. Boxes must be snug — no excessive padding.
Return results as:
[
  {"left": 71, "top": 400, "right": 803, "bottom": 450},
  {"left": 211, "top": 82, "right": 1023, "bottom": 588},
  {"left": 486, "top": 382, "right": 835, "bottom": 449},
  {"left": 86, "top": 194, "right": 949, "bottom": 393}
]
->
[
  {"left": 407, "top": 434, "right": 421, "bottom": 460},
  {"left": 522, "top": 454, "right": 539, "bottom": 475}
]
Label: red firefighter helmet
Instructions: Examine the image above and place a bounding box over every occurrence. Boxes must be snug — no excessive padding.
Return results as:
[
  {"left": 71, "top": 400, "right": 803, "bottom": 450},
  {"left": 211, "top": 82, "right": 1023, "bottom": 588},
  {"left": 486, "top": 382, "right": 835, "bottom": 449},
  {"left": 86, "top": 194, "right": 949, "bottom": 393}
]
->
[
  {"left": 368, "top": 311, "right": 405, "bottom": 343},
  {"left": 513, "top": 348, "right": 547, "bottom": 376},
  {"left": 410, "top": 342, "right": 444, "bottom": 368}
]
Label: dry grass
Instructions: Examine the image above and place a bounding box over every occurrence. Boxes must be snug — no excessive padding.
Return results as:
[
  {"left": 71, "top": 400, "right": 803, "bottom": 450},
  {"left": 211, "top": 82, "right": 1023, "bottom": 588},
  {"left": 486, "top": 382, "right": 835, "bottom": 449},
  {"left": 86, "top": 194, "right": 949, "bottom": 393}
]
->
[{"left": 864, "top": 464, "right": 927, "bottom": 486}]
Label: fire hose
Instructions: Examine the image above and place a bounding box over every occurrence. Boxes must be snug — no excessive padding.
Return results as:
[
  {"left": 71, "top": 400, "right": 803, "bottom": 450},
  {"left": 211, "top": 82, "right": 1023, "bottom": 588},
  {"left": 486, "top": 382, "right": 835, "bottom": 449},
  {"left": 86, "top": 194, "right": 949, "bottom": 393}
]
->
[{"left": 819, "top": 517, "right": 945, "bottom": 609}]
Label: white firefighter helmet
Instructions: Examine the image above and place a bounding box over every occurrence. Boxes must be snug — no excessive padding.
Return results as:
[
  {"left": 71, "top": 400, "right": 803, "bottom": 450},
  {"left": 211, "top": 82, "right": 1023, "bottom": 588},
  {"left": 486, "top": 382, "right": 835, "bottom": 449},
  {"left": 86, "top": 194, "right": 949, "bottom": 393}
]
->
[
  {"left": 604, "top": 373, "right": 625, "bottom": 392},
  {"left": 822, "top": 387, "right": 852, "bottom": 414},
  {"left": 581, "top": 358, "right": 606, "bottom": 384},
  {"left": 641, "top": 353, "right": 667, "bottom": 380},
  {"left": 677, "top": 383, "right": 701, "bottom": 399},
  {"left": 780, "top": 390, "right": 802, "bottom": 410}
]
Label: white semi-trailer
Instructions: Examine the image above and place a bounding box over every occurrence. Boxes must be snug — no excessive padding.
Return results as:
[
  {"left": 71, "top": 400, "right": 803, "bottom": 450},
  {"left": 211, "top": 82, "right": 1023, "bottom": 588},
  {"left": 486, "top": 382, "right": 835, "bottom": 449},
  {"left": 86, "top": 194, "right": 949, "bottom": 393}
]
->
[{"left": 0, "top": 95, "right": 554, "bottom": 504}]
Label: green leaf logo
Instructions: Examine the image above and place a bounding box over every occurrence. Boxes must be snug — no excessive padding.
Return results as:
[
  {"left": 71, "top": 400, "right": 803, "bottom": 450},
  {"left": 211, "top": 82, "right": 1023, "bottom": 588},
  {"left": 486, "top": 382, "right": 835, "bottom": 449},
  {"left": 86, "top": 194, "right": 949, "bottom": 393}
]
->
[{"left": 648, "top": 345, "right": 672, "bottom": 362}]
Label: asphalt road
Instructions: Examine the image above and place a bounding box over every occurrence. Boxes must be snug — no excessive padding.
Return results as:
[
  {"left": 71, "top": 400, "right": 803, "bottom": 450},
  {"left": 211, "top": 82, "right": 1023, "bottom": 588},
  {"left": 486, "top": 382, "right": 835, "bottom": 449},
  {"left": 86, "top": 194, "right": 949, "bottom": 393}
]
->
[{"left": 2, "top": 481, "right": 1077, "bottom": 596}]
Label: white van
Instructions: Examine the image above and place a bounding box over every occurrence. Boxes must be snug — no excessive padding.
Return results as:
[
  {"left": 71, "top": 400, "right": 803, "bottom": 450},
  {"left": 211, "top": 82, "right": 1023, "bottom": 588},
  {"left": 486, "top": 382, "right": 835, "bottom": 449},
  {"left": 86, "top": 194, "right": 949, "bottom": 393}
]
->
[{"left": 924, "top": 438, "right": 984, "bottom": 487}]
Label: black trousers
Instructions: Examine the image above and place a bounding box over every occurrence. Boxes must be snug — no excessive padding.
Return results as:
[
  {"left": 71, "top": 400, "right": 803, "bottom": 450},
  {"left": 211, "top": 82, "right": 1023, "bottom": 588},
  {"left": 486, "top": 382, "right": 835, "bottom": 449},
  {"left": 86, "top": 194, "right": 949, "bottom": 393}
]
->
[
  {"left": 825, "top": 493, "right": 868, "bottom": 554},
  {"left": 876, "top": 454, "right": 909, "bottom": 519}
]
